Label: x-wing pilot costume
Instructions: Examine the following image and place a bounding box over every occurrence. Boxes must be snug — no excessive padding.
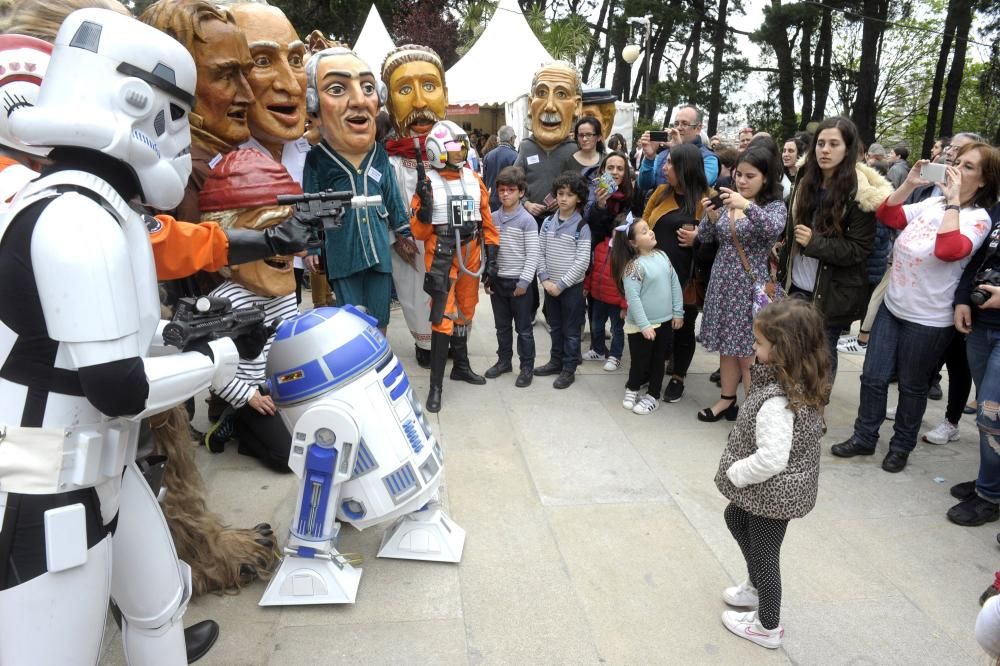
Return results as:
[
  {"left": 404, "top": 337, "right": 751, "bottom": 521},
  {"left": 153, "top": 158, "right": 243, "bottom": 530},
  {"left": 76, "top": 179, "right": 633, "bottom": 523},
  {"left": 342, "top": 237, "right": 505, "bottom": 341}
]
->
[
  {"left": 410, "top": 121, "right": 499, "bottom": 413},
  {"left": 0, "top": 10, "right": 241, "bottom": 665}
]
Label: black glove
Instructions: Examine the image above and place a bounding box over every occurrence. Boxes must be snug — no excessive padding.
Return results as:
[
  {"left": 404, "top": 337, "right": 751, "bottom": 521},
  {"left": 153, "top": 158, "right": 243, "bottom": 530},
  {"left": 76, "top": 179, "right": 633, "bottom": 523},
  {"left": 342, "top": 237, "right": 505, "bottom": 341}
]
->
[
  {"left": 416, "top": 178, "right": 433, "bottom": 224},
  {"left": 232, "top": 323, "right": 270, "bottom": 360},
  {"left": 225, "top": 217, "right": 311, "bottom": 266},
  {"left": 483, "top": 244, "right": 499, "bottom": 284}
]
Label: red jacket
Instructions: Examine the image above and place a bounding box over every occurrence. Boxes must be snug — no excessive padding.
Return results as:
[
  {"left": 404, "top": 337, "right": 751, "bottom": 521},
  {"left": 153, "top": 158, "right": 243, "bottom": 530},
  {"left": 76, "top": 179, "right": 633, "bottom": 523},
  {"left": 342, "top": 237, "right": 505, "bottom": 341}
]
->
[{"left": 584, "top": 237, "right": 627, "bottom": 310}]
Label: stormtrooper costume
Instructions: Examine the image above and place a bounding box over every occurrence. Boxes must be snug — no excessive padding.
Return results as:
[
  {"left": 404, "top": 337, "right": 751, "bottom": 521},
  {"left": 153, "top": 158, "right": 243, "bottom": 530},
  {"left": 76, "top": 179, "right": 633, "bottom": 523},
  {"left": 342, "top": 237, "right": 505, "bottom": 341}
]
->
[{"left": 0, "top": 10, "right": 238, "bottom": 665}]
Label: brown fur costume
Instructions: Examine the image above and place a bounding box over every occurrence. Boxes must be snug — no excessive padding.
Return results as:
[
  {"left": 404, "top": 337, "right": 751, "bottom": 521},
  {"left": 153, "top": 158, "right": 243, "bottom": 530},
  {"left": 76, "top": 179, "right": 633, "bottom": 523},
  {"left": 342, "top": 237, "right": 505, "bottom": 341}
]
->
[{"left": 149, "top": 405, "right": 279, "bottom": 596}]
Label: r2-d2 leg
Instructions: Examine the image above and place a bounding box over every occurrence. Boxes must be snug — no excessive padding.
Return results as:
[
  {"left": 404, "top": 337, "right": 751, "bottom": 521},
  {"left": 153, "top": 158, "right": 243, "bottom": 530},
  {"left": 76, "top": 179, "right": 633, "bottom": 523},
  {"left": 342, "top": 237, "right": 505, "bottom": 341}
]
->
[
  {"left": 377, "top": 498, "right": 466, "bottom": 563},
  {"left": 260, "top": 402, "right": 363, "bottom": 606}
]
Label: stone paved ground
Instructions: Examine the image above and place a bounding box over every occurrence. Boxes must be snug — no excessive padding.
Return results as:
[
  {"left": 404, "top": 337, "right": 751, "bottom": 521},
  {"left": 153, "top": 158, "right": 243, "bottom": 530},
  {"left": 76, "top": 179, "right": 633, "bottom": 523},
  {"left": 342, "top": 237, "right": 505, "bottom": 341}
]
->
[{"left": 102, "top": 297, "right": 996, "bottom": 665}]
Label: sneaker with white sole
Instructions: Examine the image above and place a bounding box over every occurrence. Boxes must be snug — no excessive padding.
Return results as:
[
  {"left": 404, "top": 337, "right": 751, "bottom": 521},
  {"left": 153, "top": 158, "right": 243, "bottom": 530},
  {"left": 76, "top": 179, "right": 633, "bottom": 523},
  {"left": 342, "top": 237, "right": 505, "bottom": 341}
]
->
[
  {"left": 837, "top": 336, "right": 868, "bottom": 355},
  {"left": 603, "top": 356, "right": 621, "bottom": 372},
  {"left": 582, "top": 349, "right": 606, "bottom": 361},
  {"left": 722, "top": 579, "right": 759, "bottom": 608},
  {"left": 721, "top": 610, "right": 783, "bottom": 649},
  {"left": 923, "top": 420, "right": 960, "bottom": 445},
  {"left": 623, "top": 389, "right": 639, "bottom": 410},
  {"left": 632, "top": 393, "right": 658, "bottom": 415}
]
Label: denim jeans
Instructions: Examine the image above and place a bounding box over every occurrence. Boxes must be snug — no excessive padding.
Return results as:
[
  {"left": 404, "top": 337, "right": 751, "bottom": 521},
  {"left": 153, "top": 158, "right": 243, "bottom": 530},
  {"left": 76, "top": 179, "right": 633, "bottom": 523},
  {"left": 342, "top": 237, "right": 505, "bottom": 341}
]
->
[
  {"left": 852, "top": 304, "right": 954, "bottom": 453},
  {"left": 967, "top": 324, "right": 1000, "bottom": 502},
  {"left": 489, "top": 277, "right": 535, "bottom": 369},
  {"left": 589, "top": 299, "right": 625, "bottom": 359},
  {"left": 544, "top": 282, "right": 585, "bottom": 373}
]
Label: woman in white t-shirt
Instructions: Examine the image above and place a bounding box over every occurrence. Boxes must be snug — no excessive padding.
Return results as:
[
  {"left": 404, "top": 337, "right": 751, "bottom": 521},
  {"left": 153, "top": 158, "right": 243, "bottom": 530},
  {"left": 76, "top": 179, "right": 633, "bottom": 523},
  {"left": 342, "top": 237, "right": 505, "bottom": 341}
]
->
[{"left": 831, "top": 142, "right": 998, "bottom": 473}]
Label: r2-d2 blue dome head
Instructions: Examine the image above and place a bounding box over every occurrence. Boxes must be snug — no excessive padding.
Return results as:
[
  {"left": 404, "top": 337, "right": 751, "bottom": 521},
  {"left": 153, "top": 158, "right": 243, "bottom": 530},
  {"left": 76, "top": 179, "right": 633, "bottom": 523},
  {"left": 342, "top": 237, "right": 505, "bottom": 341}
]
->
[{"left": 267, "top": 305, "right": 389, "bottom": 406}]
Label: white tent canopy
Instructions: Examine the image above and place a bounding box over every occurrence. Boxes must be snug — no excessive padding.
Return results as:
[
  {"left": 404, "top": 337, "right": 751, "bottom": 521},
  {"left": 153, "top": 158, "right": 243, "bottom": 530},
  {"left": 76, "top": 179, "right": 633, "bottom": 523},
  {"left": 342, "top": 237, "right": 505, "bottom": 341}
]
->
[
  {"left": 352, "top": 5, "right": 395, "bottom": 83},
  {"left": 445, "top": 0, "right": 553, "bottom": 107}
]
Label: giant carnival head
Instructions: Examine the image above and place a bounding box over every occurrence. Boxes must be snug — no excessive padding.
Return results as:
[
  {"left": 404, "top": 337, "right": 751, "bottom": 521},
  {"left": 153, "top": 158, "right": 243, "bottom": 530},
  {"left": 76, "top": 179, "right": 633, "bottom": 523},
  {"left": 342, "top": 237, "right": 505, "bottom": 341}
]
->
[
  {"left": 141, "top": 0, "right": 253, "bottom": 148},
  {"left": 11, "top": 7, "right": 197, "bottom": 211},
  {"left": 581, "top": 88, "right": 616, "bottom": 141},
  {"left": 528, "top": 60, "right": 582, "bottom": 150},
  {"left": 199, "top": 149, "right": 301, "bottom": 297},
  {"left": 228, "top": 2, "right": 306, "bottom": 156},
  {"left": 305, "top": 46, "right": 380, "bottom": 161},
  {"left": 381, "top": 44, "right": 447, "bottom": 138}
]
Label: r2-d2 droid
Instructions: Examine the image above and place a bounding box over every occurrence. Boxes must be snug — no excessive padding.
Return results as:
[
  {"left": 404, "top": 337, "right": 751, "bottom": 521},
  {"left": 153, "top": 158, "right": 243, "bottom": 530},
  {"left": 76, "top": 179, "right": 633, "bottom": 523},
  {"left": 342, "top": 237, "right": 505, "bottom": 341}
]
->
[{"left": 259, "top": 305, "right": 465, "bottom": 606}]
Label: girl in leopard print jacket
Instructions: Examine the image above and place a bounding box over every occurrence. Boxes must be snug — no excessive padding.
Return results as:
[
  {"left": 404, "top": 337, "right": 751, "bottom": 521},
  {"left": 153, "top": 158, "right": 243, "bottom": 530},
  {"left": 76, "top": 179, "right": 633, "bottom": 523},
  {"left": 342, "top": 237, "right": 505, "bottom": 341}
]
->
[{"left": 713, "top": 298, "right": 830, "bottom": 649}]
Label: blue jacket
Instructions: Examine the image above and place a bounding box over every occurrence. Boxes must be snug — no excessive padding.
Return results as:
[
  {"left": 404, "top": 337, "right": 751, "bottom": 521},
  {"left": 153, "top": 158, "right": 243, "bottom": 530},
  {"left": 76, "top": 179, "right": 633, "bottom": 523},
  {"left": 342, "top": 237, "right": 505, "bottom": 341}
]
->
[
  {"left": 637, "top": 135, "right": 719, "bottom": 191},
  {"left": 866, "top": 220, "right": 891, "bottom": 285},
  {"left": 483, "top": 143, "right": 518, "bottom": 210}
]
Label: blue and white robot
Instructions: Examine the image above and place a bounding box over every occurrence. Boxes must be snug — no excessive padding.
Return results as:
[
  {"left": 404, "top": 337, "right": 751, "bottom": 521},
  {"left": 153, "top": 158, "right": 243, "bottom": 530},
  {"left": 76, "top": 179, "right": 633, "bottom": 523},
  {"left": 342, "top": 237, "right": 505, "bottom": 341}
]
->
[{"left": 259, "top": 305, "right": 465, "bottom": 606}]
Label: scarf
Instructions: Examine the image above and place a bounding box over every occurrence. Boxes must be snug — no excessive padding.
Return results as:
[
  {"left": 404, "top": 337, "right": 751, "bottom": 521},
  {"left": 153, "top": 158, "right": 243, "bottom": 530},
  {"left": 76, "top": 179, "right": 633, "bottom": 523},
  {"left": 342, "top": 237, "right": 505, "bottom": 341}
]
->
[{"left": 384, "top": 135, "right": 428, "bottom": 159}]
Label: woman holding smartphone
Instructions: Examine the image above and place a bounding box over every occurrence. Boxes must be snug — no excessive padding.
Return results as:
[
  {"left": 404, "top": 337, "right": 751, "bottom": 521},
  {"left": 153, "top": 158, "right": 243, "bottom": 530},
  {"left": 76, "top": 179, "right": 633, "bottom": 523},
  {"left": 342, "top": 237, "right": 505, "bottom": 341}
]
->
[
  {"left": 641, "top": 143, "right": 710, "bottom": 402},
  {"left": 696, "top": 146, "right": 787, "bottom": 420}
]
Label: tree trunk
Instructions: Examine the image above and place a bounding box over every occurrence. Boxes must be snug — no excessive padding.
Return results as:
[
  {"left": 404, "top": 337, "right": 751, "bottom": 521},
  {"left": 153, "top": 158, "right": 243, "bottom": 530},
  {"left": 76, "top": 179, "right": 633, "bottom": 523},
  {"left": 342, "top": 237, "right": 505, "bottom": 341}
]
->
[
  {"left": 799, "top": 16, "right": 814, "bottom": 131},
  {"left": 689, "top": 0, "right": 704, "bottom": 89},
  {"left": 599, "top": 0, "right": 617, "bottom": 88},
  {"left": 850, "top": 0, "right": 888, "bottom": 146},
  {"left": 582, "top": 0, "right": 611, "bottom": 83},
  {"left": 811, "top": 3, "right": 832, "bottom": 123},
  {"left": 706, "top": 0, "right": 730, "bottom": 135},
  {"left": 760, "top": 1, "right": 798, "bottom": 138},
  {"left": 922, "top": 0, "right": 958, "bottom": 157},
  {"left": 939, "top": 0, "right": 974, "bottom": 137}
]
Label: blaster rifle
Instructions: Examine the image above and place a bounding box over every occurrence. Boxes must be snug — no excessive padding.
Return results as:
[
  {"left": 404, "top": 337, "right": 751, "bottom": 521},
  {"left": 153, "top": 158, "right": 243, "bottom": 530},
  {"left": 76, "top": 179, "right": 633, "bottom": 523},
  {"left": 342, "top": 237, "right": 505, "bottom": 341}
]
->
[
  {"left": 162, "top": 296, "right": 267, "bottom": 349},
  {"left": 277, "top": 190, "right": 384, "bottom": 249}
]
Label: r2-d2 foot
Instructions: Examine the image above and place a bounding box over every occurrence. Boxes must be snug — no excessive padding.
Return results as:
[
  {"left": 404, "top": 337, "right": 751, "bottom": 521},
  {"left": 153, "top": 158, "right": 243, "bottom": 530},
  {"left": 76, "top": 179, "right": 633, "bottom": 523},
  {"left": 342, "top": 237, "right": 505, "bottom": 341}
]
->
[{"left": 260, "top": 305, "right": 466, "bottom": 607}]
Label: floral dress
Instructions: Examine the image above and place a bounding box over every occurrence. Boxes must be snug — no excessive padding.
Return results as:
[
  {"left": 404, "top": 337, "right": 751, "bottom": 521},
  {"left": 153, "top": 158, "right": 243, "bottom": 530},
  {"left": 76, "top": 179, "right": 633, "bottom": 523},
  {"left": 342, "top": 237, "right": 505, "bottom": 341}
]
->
[{"left": 698, "top": 200, "right": 787, "bottom": 356}]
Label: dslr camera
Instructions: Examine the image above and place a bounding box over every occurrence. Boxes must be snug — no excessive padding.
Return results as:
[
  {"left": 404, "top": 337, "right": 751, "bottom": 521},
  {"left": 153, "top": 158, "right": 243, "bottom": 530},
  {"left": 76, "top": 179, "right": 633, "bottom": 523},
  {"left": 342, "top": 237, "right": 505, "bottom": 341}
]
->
[{"left": 970, "top": 268, "right": 1000, "bottom": 307}]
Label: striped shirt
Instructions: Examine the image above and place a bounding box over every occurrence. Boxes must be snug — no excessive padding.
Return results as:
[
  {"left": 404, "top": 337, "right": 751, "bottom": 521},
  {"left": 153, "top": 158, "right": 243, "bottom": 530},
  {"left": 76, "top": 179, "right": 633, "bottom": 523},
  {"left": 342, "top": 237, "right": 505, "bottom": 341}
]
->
[
  {"left": 209, "top": 281, "right": 299, "bottom": 409},
  {"left": 492, "top": 203, "right": 540, "bottom": 289},
  {"left": 537, "top": 210, "right": 591, "bottom": 291}
]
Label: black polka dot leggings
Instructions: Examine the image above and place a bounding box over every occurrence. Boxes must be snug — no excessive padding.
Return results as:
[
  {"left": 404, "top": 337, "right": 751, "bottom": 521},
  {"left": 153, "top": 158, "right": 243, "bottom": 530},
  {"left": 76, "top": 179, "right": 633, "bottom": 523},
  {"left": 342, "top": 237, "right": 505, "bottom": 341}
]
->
[{"left": 723, "top": 502, "right": 789, "bottom": 630}]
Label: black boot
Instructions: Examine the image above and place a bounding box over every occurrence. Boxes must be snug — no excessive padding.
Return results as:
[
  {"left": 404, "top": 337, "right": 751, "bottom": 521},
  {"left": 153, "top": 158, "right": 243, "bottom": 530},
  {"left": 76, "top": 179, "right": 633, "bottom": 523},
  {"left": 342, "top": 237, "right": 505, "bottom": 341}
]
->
[
  {"left": 414, "top": 344, "right": 431, "bottom": 369},
  {"left": 449, "top": 331, "right": 486, "bottom": 385},
  {"left": 109, "top": 602, "right": 219, "bottom": 664},
  {"left": 426, "top": 331, "right": 449, "bottom": 413}
]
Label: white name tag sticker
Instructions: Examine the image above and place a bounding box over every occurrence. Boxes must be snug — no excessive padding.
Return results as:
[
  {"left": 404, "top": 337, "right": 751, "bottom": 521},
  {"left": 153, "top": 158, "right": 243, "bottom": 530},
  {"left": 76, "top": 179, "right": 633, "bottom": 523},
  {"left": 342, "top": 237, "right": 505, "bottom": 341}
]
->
[
  {"left": 294, "top": 138, "right": 310, "bottom": 154},
  {"left": 208, "top": 153, "right": 223, "bottom": 169},
  {"left": 526, "top": 155, "right": 540, "bottom": 165},
  {"left": 367, "top": 166, "right": 382, "bottom": 183}
]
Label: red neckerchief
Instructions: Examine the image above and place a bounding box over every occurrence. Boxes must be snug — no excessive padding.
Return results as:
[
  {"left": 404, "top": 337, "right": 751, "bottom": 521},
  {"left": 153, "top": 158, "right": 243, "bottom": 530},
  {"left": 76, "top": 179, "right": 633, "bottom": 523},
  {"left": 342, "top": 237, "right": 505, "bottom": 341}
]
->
[
  {"left": 384, "top": 135, "right": 427, "bottom": 159},
  {"left": 607, "top": 190, "right": 627, "bottom": 216}
]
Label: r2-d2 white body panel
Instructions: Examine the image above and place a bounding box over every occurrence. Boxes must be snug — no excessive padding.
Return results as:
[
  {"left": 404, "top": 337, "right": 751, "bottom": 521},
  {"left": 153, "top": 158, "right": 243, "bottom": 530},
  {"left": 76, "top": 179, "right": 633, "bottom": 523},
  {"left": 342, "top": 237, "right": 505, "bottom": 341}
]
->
[{"left": 259, "top": 306, "right": 465, "bottom": 606}]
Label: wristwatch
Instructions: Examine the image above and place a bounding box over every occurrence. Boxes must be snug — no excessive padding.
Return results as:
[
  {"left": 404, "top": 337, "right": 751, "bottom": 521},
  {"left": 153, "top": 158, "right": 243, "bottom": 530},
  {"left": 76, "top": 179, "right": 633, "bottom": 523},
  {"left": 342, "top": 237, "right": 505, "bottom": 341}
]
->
[{"left": 944, "top": 204, "right": 961, "bottom": 212}]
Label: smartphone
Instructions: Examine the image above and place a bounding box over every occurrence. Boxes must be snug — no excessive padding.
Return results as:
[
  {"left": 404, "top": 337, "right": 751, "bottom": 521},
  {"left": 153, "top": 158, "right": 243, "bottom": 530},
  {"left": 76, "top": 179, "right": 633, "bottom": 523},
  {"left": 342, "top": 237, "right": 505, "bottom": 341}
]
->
[
  {"left": 649, "top": 130, "right": 670, "bottom": 143},
  {"left": 709, "top": 194, "right": 725, "bottom": 209},
  {"left": 920, "top": 162, "right": 947, "bottom": 183}
]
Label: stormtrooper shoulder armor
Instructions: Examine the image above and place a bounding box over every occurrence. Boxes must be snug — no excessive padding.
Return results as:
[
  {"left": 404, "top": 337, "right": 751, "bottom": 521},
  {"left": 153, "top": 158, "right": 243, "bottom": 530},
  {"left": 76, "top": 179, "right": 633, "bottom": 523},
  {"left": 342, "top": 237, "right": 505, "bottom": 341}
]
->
[{"left": 30, "top": 192, "right": 140, "bottom": 346}]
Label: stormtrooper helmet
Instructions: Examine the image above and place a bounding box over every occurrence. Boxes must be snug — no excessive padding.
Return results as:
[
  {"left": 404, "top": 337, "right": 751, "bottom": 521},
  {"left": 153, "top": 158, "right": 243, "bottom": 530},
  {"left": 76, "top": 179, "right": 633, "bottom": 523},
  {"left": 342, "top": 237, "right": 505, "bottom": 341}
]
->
[
  {"left": 424, "top": 120, "right": 470, "bottom": 170},
  {"left": 0, "top": 34, "right": 52, "bottom": 157},
  {"left": 10, "top": 8, "right": 197, "bottom": 210}
]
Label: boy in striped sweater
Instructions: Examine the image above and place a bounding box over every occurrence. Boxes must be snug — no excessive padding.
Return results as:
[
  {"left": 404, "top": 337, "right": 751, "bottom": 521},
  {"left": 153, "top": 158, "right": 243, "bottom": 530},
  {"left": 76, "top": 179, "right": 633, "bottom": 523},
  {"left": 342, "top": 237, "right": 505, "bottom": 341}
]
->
[
  {"left": 534, "top": 171, "right": 592, "bottom": 388},
  {"left": 484, "top": 166, "right": 540, "bottom": 387}
]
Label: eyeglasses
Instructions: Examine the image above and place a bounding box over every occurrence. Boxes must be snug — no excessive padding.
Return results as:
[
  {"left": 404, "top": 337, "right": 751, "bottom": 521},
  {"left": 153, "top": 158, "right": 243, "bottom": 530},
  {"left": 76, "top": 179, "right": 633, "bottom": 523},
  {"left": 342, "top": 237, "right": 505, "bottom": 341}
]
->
[
  {"left": 576, "top": 132, "right": 597, "bottom": 139},
  {"left": 497, "top": 186, "right": 521, "bottom": 194},
  {"left": 672, "top": 120, "right": 697, "bottom": 129}
]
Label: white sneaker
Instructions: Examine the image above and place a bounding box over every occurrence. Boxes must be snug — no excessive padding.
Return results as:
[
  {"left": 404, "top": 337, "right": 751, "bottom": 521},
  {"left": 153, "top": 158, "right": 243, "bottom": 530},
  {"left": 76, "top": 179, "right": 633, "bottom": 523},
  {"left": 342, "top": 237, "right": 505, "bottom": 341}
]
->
[
  {"left": 886, "top": 406, "right": 896, "bottom": 420},
  {"left": 923, "top": 420, "right": 960, "bottom": 445},
  {"left": 623, "top": 389, "right": 639, "bottom": 410},
  {"left": 603, "top": 356, "right": 621, "bottom": 372},
  {"left": 838, "top": 336, "right": 868, "bottom": 355},
  {"left": 582, "top": 349, "right": 605, "bottom": 361},
  {"left": 722, "top": 579, "right": 759, "bottom": 608},
  {"left": 721, "top": 610, "right": 783, "bottom": 649},
  {"left": 632, "top": 393, "right": 658, "bottom": 415}
]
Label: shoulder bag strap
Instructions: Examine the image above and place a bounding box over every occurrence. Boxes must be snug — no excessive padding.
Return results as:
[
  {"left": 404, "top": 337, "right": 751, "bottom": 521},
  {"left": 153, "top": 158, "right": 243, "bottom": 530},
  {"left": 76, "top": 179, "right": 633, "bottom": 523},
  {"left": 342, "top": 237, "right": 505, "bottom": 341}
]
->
[{"left": 729, "top": 216, "right": 757, "bottom": 283}]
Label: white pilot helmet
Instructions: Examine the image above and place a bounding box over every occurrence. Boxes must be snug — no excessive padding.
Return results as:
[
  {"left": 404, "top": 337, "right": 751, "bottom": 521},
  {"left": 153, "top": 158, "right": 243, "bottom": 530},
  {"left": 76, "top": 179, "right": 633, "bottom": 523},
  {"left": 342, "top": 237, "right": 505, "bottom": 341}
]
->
[
  {"left": 10, "top": 8, "right": 197, "bottom": 210},
  {"left": 0, "top": 34, "right": 51, "bottom": 157},
  {"left": 424, "top": 120, "right": 469, "bottom": 170}
]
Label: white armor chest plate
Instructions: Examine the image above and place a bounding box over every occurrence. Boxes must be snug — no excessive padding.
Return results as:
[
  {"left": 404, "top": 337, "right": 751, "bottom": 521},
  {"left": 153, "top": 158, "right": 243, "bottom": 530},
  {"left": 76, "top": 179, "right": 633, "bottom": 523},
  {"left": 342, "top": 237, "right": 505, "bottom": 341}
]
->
[{"left": 427, "top": 169, "right": 481, "bottom": 228}]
